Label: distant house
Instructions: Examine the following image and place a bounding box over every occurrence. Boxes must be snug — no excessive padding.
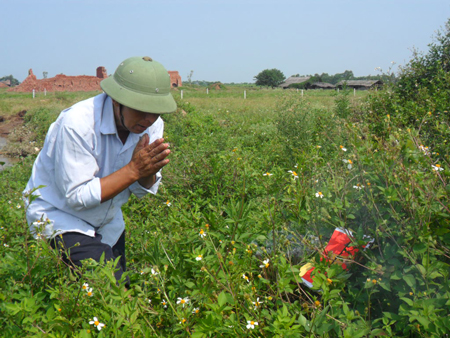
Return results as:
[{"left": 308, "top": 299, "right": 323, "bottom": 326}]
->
[
  {"left": 310, "top": 82, "right": 335, "bottom": 90},
  {"left": 279, "top": 76, "right": 311, "bottom": 89},
  {"left": 336, "top": 80, "right": 383, "bottom": 90}
]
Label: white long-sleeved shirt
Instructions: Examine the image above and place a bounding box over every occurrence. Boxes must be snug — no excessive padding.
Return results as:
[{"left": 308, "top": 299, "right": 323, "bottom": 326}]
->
[{"left": 24, "top": 93, "right": 163, "bottom": 246}]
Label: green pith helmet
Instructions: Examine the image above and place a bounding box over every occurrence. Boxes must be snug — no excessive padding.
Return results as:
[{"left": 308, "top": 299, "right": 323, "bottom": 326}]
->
[{"left": 100, "top": 56, "right": 177, "bottom": 114}]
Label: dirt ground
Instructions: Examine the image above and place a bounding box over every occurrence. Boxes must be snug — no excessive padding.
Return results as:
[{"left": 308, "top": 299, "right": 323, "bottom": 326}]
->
[{"left": 0, "top": 110, "right": 26, "bottom": 137}]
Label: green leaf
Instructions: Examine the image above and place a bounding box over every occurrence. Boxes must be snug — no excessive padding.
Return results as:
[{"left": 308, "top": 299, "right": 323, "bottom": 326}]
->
[
  {"left": 217, "top": 291, "right": 227, "bottom": 307},
  {"left": 403, "top": 274, "right": 416, "bottom": 288},
  {"left": 400, "top": 297, "right": 414, "bottom": 306}
]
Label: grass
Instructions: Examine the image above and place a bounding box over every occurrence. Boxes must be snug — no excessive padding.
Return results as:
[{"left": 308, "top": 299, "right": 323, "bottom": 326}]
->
[{"left": 0, "top": 86, "right": 448, "bottom": 337}]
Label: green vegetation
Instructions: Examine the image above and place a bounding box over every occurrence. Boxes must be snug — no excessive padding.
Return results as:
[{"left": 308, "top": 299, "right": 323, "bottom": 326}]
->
[
  {"left": 0, "top": 20, "right": 449, "bottom": 337},
  {"left": 254, "top": 69, "right": 286, "bottom": 88},
  {"left": 0, "top": 75, "right": 20, "bottom": 86}
]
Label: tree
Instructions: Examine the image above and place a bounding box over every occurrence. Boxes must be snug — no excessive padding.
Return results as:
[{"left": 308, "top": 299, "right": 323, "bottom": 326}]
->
[
  {"left": 254, "top": 69, "right": 285, "bottom": 88},
  {"left": 187, "top": 70, "right": 194, "bottom": 85},
  {"left": 0, "top": 75, "right": 20, "bottom": 86}
]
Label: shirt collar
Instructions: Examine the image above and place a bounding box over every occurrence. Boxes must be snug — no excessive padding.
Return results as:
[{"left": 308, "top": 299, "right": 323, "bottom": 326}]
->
[{"left": 100, "top": 95, "right": 117, "bottom": 135}]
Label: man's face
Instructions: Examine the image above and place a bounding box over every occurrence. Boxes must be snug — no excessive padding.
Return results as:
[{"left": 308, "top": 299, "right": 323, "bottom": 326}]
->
[{"left": 113, "top": 100, "right": 160, "bottom": 134}]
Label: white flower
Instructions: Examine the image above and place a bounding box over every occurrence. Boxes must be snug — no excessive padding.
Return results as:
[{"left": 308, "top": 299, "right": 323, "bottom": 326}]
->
[
  {"left": 339, "top": 145, "right": 347, "bottom": 152},
  {"left": 179, "top": 318, "right": 187, "bottom": 324},
  {"left": 199, "top": 229, "right": 206, "bottom": 238},
  {"left": 315, "top": 192, "right": 324, "bottom": 198},
  {"left": 432, "top": 164, "right": 444, "bottom": 171},
  {"left": 147, "top": 298, "right": 152, "bottom": 304},
  {"left": 161, "top": 299, "right": 168, "bottom": 308},
  {"left": 342, "top": 159, "right": 353, "bottom": 169},
  {"left": 192, "top": 307, "right": 200, "bottom": 314},
  {"left": 4, "top": 243, "right": 9, "bottom": 247},
  {"left": 353, "top": 184, "right": 364, "bottom": 190},
  {"left": 419, "top": 145, "right": 430, "bottom": 155},
  {"left": 16, "top": 204, "right": 21, "bottom": 209},
  {"left": 195, "top": 254, "right": 203, "bottom": 261},
  {"left": 246, "top": 320, "right": 259, "bottom": 329},
  {"left": 252, "top": 298, "right": 263, "bottom": 310},
  {"left": 140, "top": 270, "right": 145, "bottom": 275},
  {"left": 151, "top": 268, "right": 159, "bottom": 276},
  {"left": 82, "top": 283, "right": 89, "bottom": 291},
  {"left": 288, "top": 170, "right": 299, "bottom": 179},
  {"left": 259, "top": 259, "right": 269, "bottom": 268},
  {"left": 89, "top": 317, "right": 105, "bottom": 331},
  {"left": 86, "top": 288, "right": 94, "bottom": 297},
  {"left": 165, "top": 200, "right": 171, "bottom": 207},
  {"left": 242, "top": 274, "right": 250, "bottom": 282},
  {"left": 263, "top": 172, "right": 273, "bottom": 176},
  {"left": 177, "top": 297, "right": 189, "bottom": 307}
]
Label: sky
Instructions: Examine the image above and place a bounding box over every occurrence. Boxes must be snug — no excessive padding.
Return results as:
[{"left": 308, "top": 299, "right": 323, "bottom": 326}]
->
[{"left": 1, "top": 0, "right": 449, "bottom": 84}]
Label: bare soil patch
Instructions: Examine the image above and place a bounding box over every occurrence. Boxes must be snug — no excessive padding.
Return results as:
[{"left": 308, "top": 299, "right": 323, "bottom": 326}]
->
[{"left": 0, "top": 110, "right": 26, "bottom": 136}]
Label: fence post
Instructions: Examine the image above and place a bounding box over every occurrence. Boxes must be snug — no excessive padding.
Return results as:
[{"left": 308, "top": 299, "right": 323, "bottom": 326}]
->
[
  {"left": 301, "top": 90, "right": 304, "bottom": 97},
  {"left": 207, "top": 88, "right": 209, "bottom": 95},
  {"left": 354, "top": 88, "right": 356, "bottom": 96},
  {"left": 44, "top": 88, "right": 47, "bottom": 96},
  {"left": 32, "top": 89, "right": 35, "bottom": 99},
  {"left": 181, "top": 90, "right": 183, "bottom": 99},
  {"left": 244, "top": 90, "right": 246, "bottom": 99}
]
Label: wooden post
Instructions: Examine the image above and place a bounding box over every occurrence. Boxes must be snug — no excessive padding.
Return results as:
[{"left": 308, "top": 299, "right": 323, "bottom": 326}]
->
[
  {"left": 32, "top": 89, "right": 35, "bottom": 99},
  {"left": 181, "top": 90, "right": 183, "bottom": 99},
  {"left": 44, "top": 88, "right": 47, "bottom": 96},
  {"left": 244, "top": 90, "right": 246, "bottom": 99},
  {"left": 207, "top": 88, "right": 209, "bottom": 95},
  {"left": 354, "top": 88, "right": 356, "bottom": 96},
  {"left": 301, "top": 90, "right": 304, "bottom": 97}
]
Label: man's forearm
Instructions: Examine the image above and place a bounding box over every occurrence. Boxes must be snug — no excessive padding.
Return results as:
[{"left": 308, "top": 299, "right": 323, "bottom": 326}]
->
[{"left": 100, "top": 164, "right": 139, "bottom": 203}]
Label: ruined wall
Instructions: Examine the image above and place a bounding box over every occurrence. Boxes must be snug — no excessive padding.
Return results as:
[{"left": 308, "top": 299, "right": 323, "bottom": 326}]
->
[
  {"left": 168, "top": 71, "right": 182, "bottom": 87},
  {"left": 10, "top": 67, "right": 182, "bottom": 92},
  {"left": 9, "top": 68, "right": 105, "bottom": 92}
]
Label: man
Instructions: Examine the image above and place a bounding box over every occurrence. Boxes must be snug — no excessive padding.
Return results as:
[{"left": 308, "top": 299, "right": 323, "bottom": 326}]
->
[{"left": 23, "top": 56, "right": 176, "bottom": 283}]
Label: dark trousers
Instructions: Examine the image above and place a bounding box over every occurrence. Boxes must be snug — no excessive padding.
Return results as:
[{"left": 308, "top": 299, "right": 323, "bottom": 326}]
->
[{"left": 51, "top": 231, "right": 129, "bottom": 286}]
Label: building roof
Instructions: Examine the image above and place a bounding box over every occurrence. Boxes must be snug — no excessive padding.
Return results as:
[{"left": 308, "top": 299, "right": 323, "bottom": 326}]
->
[
  {"left": 311, "top": 82, "right": 335, "bottom": 89},
  {"left": 279, "top": 76, "right": 311, "bottom": 88},
  {"left": 336, "top": 80, "right": 382, "bottom": 87}
]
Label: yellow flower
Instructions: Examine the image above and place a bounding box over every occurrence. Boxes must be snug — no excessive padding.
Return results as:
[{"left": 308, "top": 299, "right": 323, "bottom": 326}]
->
[
  {"left": 372, "top": 279, "right": 377, "bottom": 284},
  {"left": 177, "top": 297, "right": 190, "bottom": 307},
  {"left": 199, "top": 229, "right": 206, "bottom": 238},
  {"left": 315, "top": 300, "right": 321, "bottom": 307},
  {"left": 259, "top": 259, "right": 269, "bottom": 268},
  {"left": 288, "top": 170, "right": 299, "bottom": 179},
  {"left": 327, "top": 278, "right": 332, "bottom": 284}
]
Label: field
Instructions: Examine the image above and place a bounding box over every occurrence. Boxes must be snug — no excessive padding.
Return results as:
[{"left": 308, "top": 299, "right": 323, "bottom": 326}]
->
[{"left": 0, "top": 82, "right": 449, "bottom": 337}]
